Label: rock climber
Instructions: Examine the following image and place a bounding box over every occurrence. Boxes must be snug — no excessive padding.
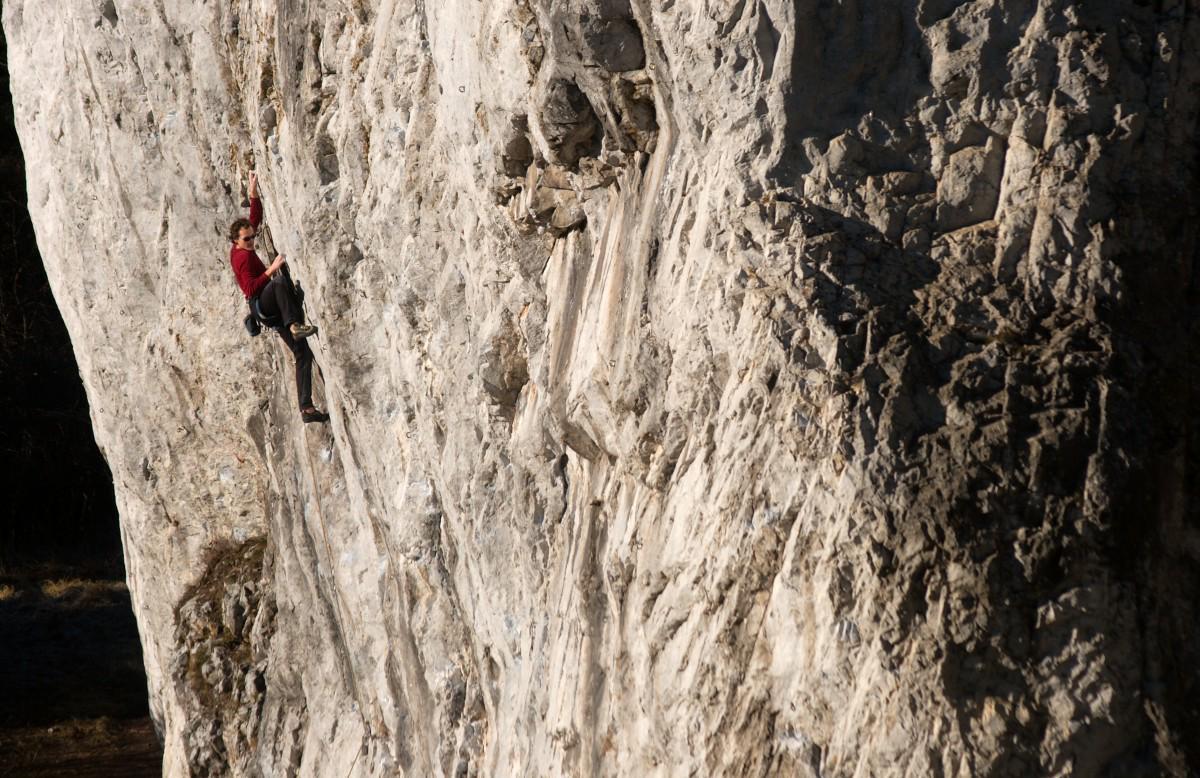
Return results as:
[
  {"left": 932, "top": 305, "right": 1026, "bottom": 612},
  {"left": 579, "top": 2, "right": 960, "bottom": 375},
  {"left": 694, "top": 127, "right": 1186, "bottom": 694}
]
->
[{"left": 229, "top": 171, "right": 329, "bottom": 424}]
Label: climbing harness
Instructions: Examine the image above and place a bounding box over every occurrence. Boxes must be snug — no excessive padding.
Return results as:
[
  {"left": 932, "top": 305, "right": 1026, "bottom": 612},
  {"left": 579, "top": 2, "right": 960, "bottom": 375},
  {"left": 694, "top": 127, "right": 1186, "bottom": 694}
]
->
[{"left": 239, "top": 217, "right": 310, "bottom": 338}]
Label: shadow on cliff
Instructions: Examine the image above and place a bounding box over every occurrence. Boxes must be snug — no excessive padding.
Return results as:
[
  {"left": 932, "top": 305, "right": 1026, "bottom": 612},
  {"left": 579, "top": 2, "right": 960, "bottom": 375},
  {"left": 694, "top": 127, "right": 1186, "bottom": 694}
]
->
[{"left": 749, "top": 0, "right": 1200, "bottom": 770}]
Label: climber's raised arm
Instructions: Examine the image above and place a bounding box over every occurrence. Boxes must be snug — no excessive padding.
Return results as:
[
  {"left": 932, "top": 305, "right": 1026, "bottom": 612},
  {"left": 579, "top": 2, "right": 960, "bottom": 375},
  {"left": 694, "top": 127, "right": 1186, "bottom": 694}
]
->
[{"left": 247, "top": 171, "right": 263, "bottom": 228}]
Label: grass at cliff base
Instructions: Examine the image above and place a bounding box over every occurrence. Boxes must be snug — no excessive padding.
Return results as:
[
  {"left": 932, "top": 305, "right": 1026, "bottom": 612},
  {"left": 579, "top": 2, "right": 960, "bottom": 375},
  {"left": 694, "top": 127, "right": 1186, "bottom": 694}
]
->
[
  {"left": 0, "top": 718, "right": 160, "bottom": 777},
  {"left": 0, "top": 573, "right": 161, "bottom": 775}
]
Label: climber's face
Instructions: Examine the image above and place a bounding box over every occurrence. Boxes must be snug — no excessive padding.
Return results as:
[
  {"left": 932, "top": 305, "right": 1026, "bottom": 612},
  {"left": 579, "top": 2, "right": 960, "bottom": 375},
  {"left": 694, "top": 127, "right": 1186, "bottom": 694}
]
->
[{"left": 237, "top": 228, "right": 256, "bottom": 248}]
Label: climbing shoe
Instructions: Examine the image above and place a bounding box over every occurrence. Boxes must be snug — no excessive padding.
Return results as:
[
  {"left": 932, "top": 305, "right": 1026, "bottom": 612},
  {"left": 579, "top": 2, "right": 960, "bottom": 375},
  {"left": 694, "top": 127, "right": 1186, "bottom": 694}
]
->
[
  {"left": 289, "top": 323, "right": 318, "bottom": 339},
  {"left": 301, "top": 407, "right": 330, "bottom": 424}
]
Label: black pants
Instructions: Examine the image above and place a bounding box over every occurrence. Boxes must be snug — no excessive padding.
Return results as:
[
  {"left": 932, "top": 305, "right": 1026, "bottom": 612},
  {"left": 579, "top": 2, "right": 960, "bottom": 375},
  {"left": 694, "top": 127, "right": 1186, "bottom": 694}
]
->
[
  {"left": 256, "top": 276, "right": 304, "bottom": 327},
  {"left": 256, "top": 278, "right": 313, "bottom": 410}
]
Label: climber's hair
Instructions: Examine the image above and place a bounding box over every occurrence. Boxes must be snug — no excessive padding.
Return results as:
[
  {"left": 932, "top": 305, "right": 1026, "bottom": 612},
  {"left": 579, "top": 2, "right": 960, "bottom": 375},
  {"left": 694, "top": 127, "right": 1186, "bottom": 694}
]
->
[{"left": 229, "top": 218, "right": 253, "bottom": 243}]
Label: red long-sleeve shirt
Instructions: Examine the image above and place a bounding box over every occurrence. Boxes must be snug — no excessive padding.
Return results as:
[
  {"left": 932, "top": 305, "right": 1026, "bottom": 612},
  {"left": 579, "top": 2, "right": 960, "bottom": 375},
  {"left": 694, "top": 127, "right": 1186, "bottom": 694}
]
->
[{"left": 230, "top": 196, "right": 268, "bottom": 299}]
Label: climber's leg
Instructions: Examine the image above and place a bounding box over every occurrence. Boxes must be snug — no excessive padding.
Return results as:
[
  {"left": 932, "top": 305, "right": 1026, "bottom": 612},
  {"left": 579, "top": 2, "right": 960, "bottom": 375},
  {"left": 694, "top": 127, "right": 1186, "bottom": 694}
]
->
[
  {"left": 257, "top": 276, "right": 303, "bottom": 326},
  {"left": 294, "top": 340, "right": 314, "bottom": 411},
  {"left": 274, "top": 325, "right": 316, "bottom": 411}
]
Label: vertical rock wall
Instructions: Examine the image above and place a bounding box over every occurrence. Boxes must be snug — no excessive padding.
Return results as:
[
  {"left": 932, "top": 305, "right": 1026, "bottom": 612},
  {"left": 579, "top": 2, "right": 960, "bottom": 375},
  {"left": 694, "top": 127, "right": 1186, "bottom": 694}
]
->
[{"left": 5, "top": 1, "right": 1198, "bottom": 775}]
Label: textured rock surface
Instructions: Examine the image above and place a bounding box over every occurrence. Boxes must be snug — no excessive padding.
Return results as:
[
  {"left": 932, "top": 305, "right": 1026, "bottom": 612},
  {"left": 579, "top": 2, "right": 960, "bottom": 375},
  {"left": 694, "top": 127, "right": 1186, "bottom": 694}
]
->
[{"left": 5, "top": 1, "right": 1199, "bottom": 775}]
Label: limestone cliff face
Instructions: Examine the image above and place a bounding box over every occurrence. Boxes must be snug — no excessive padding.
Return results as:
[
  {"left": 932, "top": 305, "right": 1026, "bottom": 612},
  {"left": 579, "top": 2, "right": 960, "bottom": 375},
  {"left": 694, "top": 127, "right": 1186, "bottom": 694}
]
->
[{"left": 5, "top": 1, "right": 1199, "bottom": 775}]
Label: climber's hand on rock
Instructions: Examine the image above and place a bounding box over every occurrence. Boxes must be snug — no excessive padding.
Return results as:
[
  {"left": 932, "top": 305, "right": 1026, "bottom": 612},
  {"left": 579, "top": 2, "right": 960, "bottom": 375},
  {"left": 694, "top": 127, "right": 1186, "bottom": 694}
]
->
[
  {"left": 269, "top": 254, "right": 286, "bottom": 275},
  {"left": 248, "top": 170, "right": 258, "bottom": 198}
]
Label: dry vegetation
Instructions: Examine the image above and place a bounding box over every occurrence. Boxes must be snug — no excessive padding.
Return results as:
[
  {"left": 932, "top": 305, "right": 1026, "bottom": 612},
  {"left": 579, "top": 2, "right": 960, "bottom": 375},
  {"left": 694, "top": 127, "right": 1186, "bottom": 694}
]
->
[
  {"left": 0, "top": 717, "right": 160, "bottom": 777},
  {"left": 0, "top": 574, "right": 161, "bottom": 775}
]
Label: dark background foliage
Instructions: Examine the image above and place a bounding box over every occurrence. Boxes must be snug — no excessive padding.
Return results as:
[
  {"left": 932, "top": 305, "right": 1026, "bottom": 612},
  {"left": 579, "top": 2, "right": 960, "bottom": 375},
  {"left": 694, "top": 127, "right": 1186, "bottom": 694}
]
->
[{"left": 0, "top": 30, "right": 120, "bottom": 573}]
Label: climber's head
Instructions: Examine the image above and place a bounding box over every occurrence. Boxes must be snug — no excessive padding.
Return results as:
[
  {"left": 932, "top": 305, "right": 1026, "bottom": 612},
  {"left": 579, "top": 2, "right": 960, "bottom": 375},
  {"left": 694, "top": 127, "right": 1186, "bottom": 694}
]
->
[{"left": 229, "top": 218, "right": 255, "bottom": 247}]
